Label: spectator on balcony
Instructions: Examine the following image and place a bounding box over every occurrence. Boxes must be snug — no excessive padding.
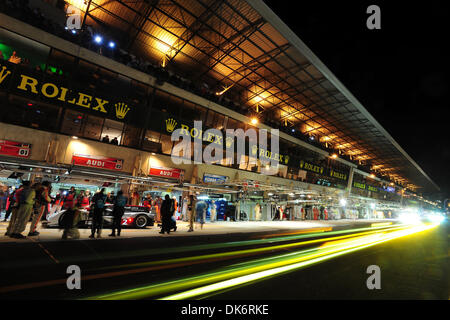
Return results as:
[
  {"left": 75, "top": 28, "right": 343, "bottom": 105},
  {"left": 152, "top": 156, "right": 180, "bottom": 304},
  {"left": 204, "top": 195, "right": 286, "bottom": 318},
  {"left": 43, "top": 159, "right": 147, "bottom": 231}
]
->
[
  {"left": 111, "top": 137, "right": 119, "bottom": 145},
  {"left": 8, "top": 51, "right": 21, "bottom": 64},
  {"left": 102, "top": 135, "right": 110, "bottom": 143}
]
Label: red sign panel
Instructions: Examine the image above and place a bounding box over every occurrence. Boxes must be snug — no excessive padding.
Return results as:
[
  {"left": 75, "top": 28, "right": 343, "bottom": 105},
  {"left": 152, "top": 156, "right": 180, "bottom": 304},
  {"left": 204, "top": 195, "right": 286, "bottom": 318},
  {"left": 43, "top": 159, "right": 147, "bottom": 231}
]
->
[
  {"left": 72, "top": 154, "right": 123, "bottom": 171},
  {"left": 0, "top": 140, "right": 31, "bottom": 158},
  {"left": 149, "top": 166, "right": 183, "bottom": 179}
]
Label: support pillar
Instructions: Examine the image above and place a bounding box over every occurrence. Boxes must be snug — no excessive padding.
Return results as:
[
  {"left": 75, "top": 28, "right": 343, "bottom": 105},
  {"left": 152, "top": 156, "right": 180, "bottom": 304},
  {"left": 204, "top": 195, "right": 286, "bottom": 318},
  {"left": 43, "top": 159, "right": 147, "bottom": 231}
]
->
[{"left": 346, "top": 167, "right": 355, "bottom": 196}]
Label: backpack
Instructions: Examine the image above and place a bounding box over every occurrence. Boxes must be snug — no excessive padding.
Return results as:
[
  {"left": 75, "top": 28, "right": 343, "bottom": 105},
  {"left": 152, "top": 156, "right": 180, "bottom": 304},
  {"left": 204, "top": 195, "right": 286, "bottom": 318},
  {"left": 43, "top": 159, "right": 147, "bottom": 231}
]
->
[
  {"left": 116, "top": 195, "right": 127, "bottom": 207},
  {"left": 95, "top": 194, "right": 105, "bottom": 209},
  {"left": 19, "top": 188, "right": 32, "bottom": 205}
]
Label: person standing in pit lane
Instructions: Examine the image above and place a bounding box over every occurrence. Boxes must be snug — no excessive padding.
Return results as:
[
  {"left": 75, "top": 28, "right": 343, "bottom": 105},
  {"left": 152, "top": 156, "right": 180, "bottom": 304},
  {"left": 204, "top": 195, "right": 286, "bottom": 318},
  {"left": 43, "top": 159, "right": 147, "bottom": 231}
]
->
[
  {"left": 3, "top": 187, "right": 17, "bottom": 222},
  {"left": 28, "top": 181, "right": 52, "bottom": 236},
  {"left": 78, "top": 190, "right": 90, "bottom": 209},
  {"left": 90, "top": 188, "right": 107, "bottom": 239},
  {"left": 61, "top": 193, "right": 83, "bottom": 240},
  {"left": 160, "top": 194, "right": 174, "bottom": 234},
  {"left": 5, "top": 185, "right": 23, "bottom": 235},
  {"left": 9, "top": 181, "right": 36, "bottom": 239},
  {"left": 109, "top": 190, "right": 127, "bottom": 237}
]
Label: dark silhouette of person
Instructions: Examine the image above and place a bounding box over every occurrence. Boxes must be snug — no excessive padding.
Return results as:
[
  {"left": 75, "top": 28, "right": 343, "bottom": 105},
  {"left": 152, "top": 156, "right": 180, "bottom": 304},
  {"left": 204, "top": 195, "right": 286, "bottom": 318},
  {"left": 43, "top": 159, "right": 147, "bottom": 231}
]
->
[{"left": 160, "top": 195, "right": 174, "bottom": 234}]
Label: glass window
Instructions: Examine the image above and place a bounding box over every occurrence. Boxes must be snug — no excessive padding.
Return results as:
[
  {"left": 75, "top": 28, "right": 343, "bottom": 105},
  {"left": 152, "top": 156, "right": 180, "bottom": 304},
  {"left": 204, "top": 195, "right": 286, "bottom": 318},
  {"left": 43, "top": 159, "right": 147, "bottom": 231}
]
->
[
  {"left": 153, "top": 90, "right": 171, "bottom": 112},
  {"left": 84, "top": 115, "right": 104, "bottom": 140},
  {"left": 142, "top": 130, "right": 162, "bottom": 153},
  {"left": 226, "top": 118, "right": 245, "bottom": 131},
  {"left": 61, "top": 109, "right": 84, "bottom": 136},
  {"left": 167, "top": 95, "right": 182, "bottom": 117},
  {"left": 213, "top": 112, "right": 225, "bottom": 130},
  {"left": 148, "top": 110, "right": 163, "bottom": 133},
  {"left": 180, "top": 101, "right": 200, "bottom": 123},
  {"left": 122, "top": 124, "right": 142, "bottom": 148},
  {"left": 4, "top": 95, "right": 60, "bottom": 131},
  {"left": 0, "top": 28, "right": 50, "bottom": 70},
  {"left": 205, "top": 110, "right": 216, "bottom": 128},
  {"left": 160, "top": 133, "right": 173, "bottom": 155},
  {"left": 129, "top": 80, "right": 149, "bottom": 107},
  {"left": 46, "top": 49, "right": 76, "bottom": 78},
  {"left": 95, "top": 67, "right": 118, "bottom": 97},
  {"left": 74, "top": 60, "right": 98, "bottom": 90},
  {"left": 101, "top": 119, "right": 123, "bottom": 144}
]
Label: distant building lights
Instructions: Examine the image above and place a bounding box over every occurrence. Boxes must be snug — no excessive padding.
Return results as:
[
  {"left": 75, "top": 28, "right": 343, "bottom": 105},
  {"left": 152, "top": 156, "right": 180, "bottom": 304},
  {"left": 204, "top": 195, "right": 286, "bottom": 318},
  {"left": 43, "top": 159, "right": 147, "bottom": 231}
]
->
[{"left": 108, "top": 41, "right": 115, "bottom": 48}]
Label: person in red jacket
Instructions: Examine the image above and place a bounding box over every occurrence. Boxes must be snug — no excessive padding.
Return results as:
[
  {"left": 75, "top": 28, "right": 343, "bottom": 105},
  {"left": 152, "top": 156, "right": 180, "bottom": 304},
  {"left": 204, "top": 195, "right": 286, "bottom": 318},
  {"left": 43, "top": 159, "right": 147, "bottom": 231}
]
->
[
  {"left": 313, "top": 207, "right": 319, "bottom": 220},
  {"left": 79, "top": 190, "right": 91, "bottom": 209},
  {"left": 63, "top": 187, "right": 76, "bottom": 211}
]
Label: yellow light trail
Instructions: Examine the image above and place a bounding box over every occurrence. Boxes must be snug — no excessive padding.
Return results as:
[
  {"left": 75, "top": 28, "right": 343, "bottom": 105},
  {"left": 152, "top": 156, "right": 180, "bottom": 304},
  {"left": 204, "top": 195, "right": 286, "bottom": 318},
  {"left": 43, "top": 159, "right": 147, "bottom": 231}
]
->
[
  {"left": 94, "top": 225, "right": 409, "bottom": 272},
  {"left": 87, "top": 223, "right": 438, "bottom": 300},
  {"left": 160, "top": 223, "right": 438, "bottom": 300},
  {"left": 0, "top": 224, "right": 406, "bottom": 294}
]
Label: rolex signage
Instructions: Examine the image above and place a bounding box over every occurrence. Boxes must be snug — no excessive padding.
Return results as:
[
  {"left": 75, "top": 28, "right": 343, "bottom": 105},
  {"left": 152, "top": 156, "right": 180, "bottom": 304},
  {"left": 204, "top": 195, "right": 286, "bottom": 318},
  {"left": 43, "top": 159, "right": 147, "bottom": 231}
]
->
[
  {"left": 0, "top": 62, "right": 133, "bottom": 121},
  {"left": 353, "top": 181, "right": 366, "bottom": 190},
  {"left": 299, "top": 159, "right": 324, "bottom": 175},
  {"left": 164, "top": 117, "right": 289, "bottom": 164},
  {"left": 251, "top": 145, "right": 289, "bottom": 165},
  {"left": 329, "top": 169, "right": 348, "bottom": 181}
]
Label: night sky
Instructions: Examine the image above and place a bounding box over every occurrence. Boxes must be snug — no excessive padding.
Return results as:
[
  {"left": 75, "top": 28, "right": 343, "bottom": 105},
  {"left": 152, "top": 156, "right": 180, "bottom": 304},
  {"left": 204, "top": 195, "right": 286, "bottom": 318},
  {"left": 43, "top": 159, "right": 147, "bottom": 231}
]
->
[{"left": 264, "top": 1, "right": 450, "bottom": 201}]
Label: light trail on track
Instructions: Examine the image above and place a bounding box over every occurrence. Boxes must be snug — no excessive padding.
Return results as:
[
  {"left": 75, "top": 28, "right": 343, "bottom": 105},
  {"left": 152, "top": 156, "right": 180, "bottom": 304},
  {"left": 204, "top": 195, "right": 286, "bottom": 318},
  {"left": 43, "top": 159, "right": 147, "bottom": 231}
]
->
[{"left": 86, "top": 223, "right": 439, "bottom": 300}]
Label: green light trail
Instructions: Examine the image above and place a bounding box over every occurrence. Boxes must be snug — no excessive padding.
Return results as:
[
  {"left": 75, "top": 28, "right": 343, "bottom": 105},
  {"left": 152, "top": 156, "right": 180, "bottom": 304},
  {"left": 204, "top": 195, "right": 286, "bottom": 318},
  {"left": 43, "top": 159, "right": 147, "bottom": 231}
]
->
[{"left": 85, "top": 223, "right": 438, "bottom": 300}]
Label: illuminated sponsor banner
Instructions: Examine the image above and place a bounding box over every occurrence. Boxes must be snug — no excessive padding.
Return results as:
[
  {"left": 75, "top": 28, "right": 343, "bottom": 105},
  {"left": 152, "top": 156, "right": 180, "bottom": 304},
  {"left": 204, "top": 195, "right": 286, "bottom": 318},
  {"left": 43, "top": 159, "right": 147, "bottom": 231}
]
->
[
  {"left": 251, "top": 145, "right": 289, "bottom": 165},
  {"left": 164, "top": 117, "right": 289, "bottom": 165},
  {"left": 72, "top": 154, "right": 123, "bottom": 171},
  {"left": 0, "top": 62, "right": 133, "bottom": 121},
  {"left": 203, "top": 174, "right": 229, "bottom": 184},
  {"left": 367, "top": 185, "right": 379, "bottom": 192},
  {"left": 149, "top": 166, "right": 183, "bottom": 179},
  {"left": 0, "top": 140, "right": 31, "bottom": 158},
  {"left": 165, "top": 118, "right": 225, "bottom": 146},
  {"left": 328, "top": 168, "right": 348, "bottom": 181},
  {"left": 299, "top": 160, "right": 324, "bottom": 175},
  {"left": 353, "top": 181, "right": 366, "bottom": 190}
]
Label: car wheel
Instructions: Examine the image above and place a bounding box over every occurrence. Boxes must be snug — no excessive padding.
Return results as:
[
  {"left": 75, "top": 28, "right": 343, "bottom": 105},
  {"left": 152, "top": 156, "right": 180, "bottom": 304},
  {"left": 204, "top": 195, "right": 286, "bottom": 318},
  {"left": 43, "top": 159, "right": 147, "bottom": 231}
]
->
[
  {"left": 58, "top": 213, "right": 67, "bottom": 228},
  {"left": 134, "top": 215, "right": 148, "bottom": 228}
]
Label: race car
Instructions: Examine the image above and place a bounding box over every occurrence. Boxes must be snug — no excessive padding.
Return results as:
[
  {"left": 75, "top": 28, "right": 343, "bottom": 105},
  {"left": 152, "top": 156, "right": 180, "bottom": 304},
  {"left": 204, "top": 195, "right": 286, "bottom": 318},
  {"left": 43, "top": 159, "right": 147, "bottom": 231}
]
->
[{"left": 43, "top": 205, "right": 155, "bottom": 229}]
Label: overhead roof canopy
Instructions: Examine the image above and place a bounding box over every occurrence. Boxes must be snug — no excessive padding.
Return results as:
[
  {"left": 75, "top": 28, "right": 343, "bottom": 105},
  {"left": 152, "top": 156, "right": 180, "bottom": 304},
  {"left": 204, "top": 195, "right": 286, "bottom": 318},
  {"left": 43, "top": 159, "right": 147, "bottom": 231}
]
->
[{"left": 66, "top": 0, "right": 439, "bottom": 192}]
